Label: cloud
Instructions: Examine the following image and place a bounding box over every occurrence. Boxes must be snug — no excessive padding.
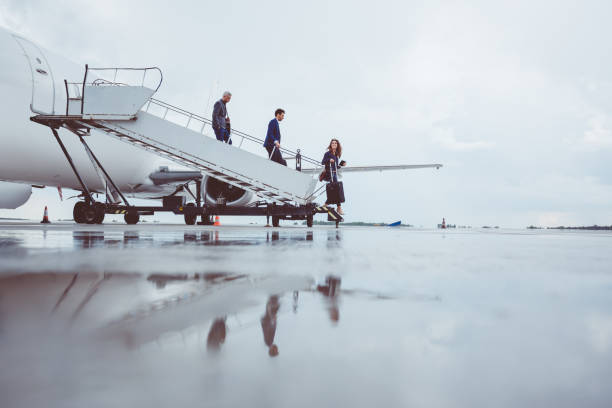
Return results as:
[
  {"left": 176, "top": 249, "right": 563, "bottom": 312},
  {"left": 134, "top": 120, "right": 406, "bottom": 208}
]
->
[
  {"left": 430, "top": 127, "right": 493, "bottom": 151},
  {"left": 536, "top": 212, "right": 575, "bottom": 227},
  {"left": 583, "top": 114, "right": 612, "bottom": 148},
  {"left": 587, "top": 314, "right": 612, "bottom": 354}
]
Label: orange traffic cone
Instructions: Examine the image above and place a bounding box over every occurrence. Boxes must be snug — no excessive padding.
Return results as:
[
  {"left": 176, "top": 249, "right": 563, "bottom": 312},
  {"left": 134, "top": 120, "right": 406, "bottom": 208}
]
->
[
  {"left": 40, "top": 206, "right": 50, "bottom": 224},
  {"left": 213, "top": 216, "right": 221, "bottom": 226}
]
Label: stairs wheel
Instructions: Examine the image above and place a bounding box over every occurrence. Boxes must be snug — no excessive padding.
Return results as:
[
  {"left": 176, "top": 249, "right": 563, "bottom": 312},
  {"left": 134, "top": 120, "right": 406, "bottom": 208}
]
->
[
  {"left": 306, "top": 215, "right": 313, "bottom": 228},
  {"left": 272, "top": 216, "right": 280, "bottom": 227},
  {"left": 93, "top": 202, "right": 106, "bottom": 224},
  {"left": 184, "top": 203, "right": 197, "bottom": 225},
  {"left": 124, "top": 211, "right": 140, "bottom": 225},
  {"left": 81, "top": 203, "right": 98, "bottom": 224},
  {"left": 73, "top": 201, "right": 87, "bottom": 224}
]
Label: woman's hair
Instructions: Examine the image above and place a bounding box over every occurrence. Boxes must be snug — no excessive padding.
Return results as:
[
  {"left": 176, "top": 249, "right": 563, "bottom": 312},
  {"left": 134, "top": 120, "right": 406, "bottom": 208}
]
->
[{"left": 327, "top": 139, "right": 342, "bottom": 157}]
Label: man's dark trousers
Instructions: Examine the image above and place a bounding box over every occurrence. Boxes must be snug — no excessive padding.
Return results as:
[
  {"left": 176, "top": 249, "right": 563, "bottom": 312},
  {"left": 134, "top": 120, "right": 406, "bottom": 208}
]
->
[
  {"left": 266, "top": 146, "right": 286, "bottom": 166},
  {"left": 214, "top": 128, "right": 232, "bottom": 144}
]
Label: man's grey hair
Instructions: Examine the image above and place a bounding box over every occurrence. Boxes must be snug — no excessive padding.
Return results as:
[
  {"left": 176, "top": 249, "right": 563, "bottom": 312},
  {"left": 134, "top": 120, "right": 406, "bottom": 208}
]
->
[{"left": 223, "top": 91, "right": 232, "bottom": 97}]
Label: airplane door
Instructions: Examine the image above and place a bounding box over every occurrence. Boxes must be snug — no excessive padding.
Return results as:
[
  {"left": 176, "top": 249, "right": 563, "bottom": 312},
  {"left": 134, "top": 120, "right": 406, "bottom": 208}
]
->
[{"left": 12, "top": 35, "right": 56, "bottom": 115}]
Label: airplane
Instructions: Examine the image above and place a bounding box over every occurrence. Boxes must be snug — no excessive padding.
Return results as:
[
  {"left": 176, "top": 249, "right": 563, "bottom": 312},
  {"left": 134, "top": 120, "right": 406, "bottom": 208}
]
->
[{"left": 0, "top": 26, "right": 442, "bottom": 224}]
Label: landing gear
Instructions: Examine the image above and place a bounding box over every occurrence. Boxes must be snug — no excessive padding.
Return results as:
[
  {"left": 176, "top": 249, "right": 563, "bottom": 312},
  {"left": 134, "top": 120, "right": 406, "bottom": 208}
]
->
[
  {"left": 272, "top": 216, "right": 280, "bottom": 227},
  {"left": 124, "top": 211, "right": 140, "bottom": 225},
  {"left": 184, "top": 203, "right": 197, "bottom": 225},
  {"left": 73, "top": 201, "right": 105, "bottom": 224}
]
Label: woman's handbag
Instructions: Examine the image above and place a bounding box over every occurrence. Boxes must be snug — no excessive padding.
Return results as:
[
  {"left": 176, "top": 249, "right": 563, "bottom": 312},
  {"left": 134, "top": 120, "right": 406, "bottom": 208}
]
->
[
  {"left": 319, "top": 169, "right": 326, "bottom": 182},
  {"left": 326, "top": 181, "right": 345, "bottom": 204}
]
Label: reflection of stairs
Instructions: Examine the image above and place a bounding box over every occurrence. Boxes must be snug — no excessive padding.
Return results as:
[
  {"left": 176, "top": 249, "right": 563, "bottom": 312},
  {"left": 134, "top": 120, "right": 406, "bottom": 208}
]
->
[{"left": 32, "top": 67, "right": 319, "bottom": 205}]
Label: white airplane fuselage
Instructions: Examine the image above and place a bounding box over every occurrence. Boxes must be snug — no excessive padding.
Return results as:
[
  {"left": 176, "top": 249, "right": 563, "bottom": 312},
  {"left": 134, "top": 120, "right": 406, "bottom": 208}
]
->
[{"left": 0, "top": 27, "right": 177, "bottom": 202}]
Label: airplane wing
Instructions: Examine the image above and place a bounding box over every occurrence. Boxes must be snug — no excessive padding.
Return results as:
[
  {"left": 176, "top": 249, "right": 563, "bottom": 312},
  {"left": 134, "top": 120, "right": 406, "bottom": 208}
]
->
[{"left": 300, "top": 164, "right": 443, "bottom": 175}]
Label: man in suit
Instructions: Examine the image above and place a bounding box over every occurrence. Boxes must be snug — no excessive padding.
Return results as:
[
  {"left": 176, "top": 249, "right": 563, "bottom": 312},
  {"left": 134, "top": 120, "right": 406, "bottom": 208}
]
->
[
  {"left": 261, "top": 295, "right": 280, "bottom": 357},
  {"left": 263, "top": 108, "right": 287, "bottom": 166},
  {"left": 206, "top": 317, "right": 227, "bottom": 351},
  {"left": 212, "top": 91, "right": 232, "bottom": 144}
]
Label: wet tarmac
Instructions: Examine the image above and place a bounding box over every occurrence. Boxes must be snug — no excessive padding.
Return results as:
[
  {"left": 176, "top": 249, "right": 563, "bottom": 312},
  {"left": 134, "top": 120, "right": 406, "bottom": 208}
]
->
[{"left": 1, "top": 223, "right": 612, "bottom": 407}]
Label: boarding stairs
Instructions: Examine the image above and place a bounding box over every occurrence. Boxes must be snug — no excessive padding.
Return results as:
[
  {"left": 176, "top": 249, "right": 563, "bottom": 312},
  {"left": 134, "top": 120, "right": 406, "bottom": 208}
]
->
[{"left": 33, "top": 66, "right": 322, "bottom": 205}]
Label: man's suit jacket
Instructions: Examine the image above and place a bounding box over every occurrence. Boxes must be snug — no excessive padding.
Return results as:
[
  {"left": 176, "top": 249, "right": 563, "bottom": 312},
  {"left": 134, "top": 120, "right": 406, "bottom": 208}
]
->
[{"left": 263, "top": 118, "right": 281, "bottom": 148}]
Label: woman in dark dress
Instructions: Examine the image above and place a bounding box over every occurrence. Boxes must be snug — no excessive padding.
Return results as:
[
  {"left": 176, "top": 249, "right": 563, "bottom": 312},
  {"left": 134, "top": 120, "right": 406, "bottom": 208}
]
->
[{"left": 321, "top": 138, "right": 346, "bottom": 215}]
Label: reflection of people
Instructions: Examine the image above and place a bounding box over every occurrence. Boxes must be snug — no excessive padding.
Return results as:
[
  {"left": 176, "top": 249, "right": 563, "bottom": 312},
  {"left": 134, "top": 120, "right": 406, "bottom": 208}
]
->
[
  {"left": 316, "top": 276, "right": 341, "bottom": 322},
  {"left": 207, "top": 317, "right": 227, "bottom": 351},
  {"left": 263, "top": 109, "right": 287, "bottom": 166},
  {"left": 261, "top": 295, "right": 280, "bottom": 357},
  {"left": 321, "top": 139, "right": 346, "bottom": 215},
  {"left": 212, "top": 91, "right": 232, "bottom": 144},
  {"left": 293, "top": 291, "right": 299, "bottom": 313}
]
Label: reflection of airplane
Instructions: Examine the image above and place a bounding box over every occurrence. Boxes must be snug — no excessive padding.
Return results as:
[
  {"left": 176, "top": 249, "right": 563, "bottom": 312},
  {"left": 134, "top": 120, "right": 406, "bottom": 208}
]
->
[{"left": 0, "top": 26, "right": 442, "bottom": 223}]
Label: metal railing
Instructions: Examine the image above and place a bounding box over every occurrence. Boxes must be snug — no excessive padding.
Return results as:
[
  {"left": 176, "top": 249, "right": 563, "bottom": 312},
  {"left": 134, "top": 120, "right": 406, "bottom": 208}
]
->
[
  {"left": 83, "top": 65, "right": 163, "bottom": 91},
  {"left": 63, "top": 65, "right": 164, "bottom": 115},
  {"left": 142, "top": 98, "right": 323, "bottom": 171}
]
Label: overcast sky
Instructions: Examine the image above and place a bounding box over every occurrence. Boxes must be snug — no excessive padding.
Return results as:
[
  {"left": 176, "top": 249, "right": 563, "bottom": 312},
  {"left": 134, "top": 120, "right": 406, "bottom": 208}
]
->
[{"left": 1, "top": 0, "right": 611, "bottom": 227}]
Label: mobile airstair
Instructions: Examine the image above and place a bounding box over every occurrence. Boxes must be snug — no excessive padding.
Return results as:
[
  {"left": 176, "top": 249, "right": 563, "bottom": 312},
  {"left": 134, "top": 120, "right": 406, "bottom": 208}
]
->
[{"left": 31, "top": 66, "right": 343, "bottom": 226}]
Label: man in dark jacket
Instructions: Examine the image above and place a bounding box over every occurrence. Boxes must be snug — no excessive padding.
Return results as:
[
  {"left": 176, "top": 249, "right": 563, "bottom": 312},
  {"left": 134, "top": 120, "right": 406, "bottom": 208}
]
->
[
  {"left": 263, "top": 108, "right": 286, "bottom": 166},
  {"left": 261, "top": 295, "right": 280, "bottom": 357},
  {"left": 212, "top": 91, "right": 232, "bottom": 144}
]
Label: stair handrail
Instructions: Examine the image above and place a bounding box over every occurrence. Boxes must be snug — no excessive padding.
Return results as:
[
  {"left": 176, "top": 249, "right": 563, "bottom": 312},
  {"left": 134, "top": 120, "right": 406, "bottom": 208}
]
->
[
  {"left": 80, "top": 65, "right": 163, "bottom": 115},
  {"left": 83, "top": 65, "right": 163, "bottom": 91},
  {"left": 143, "top": 98, "right": 323, "bottom": 169}
]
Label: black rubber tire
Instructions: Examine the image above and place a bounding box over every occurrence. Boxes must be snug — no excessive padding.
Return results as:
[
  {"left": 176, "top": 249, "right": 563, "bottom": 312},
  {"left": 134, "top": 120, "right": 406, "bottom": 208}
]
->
[
  {"left": 124, "top": 212, "right": 140, "bottom": 225},
  {"left": 93, "top": 202, "right": 105, "bottom": 224},
  {"left": 73, "top": 201, "right": 87, "bottom": 224},
  {"left": 82, "top": 203, "right": 98, "bottom": 224},
  {"left": 306, "top": 215, "right": 313, "bottom": 228},
  {"left": 272, "top": 216, "right": 280, "bottom": 227},
  {"left": 184, "top": 203, "right": 197, "bottom": 225}
]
